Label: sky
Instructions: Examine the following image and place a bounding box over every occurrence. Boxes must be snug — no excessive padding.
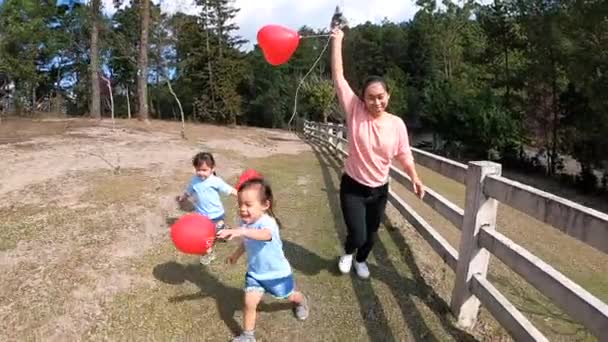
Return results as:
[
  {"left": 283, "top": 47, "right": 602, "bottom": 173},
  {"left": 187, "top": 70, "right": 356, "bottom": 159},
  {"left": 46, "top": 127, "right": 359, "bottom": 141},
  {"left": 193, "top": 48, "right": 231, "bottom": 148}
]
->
[
  {"left": 99, "top": 0, "right": 426, "bottom": 51},
  {"left": 3, "top": 0, "right": 488, "bottom": 51}
]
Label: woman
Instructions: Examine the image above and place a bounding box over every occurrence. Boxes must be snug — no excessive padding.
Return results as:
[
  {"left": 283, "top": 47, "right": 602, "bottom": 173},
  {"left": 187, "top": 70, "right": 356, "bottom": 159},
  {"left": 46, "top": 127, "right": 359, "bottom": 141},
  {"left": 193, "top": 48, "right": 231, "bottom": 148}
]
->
[{"left": 331, "top": 27, "right": 425, "bottom": 279}]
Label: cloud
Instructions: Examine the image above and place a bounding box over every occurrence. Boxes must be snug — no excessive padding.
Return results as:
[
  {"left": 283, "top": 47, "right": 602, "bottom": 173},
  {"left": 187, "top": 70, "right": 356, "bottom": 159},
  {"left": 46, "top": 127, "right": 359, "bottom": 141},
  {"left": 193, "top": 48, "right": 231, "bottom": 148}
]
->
[{"left": 232, "top": 0, "right": 421, "bottom": 50}]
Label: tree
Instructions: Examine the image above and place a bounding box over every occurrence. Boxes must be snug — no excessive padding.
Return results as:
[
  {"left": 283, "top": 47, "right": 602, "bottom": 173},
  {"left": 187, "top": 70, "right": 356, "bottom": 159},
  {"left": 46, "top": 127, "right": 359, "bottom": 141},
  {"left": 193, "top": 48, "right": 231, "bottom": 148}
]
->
[
  {"left": 301, "top": 75, "right": 335, "bottom": 123},
  {"left": 191, "top": 0, "right": 247, "bottom": 125},
  {"left": 0, "top": 0, "right": 57, "bottom": 112},
  {"left": 477, "top": 0, "right": 525, "bottom": 109},
  {"left": 107, "top": 5, "right": 139, "bottom": 118},
  {"left": 89, "top": 0, "right": 101, "bottom": 119},
  {"left": 514, "top": 0, "right": 567, "bottom": 175},
  {"left": 137, "top": 0, "right": 150, "bottom": 121}
]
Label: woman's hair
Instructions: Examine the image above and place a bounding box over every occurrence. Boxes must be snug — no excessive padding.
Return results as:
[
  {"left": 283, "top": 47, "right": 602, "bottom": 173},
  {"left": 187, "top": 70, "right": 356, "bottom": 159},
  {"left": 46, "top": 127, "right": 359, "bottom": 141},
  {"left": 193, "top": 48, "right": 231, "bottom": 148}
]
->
[
  {"left": 192, "top": 152, "right": 217, "bottom": 175},
  {"left": 238, "top": 178, "right": 282, "bottom": 229},
  {"left": 361, "top": 75, "right": 390, "bottom": 97}
]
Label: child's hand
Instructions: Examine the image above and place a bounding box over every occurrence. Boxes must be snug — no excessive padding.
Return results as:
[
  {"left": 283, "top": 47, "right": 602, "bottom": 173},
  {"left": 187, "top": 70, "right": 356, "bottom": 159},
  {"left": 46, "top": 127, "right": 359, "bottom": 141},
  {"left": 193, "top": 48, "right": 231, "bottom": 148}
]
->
[{"left": 216, "top": 228, "right": 242, "bottom": 241}]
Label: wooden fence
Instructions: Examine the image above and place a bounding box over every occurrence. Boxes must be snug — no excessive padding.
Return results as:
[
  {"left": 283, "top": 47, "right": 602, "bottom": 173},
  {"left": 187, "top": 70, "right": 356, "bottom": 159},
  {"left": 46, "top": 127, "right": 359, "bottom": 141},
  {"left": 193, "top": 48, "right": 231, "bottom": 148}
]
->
[{"left": 301, "top": 119, "right": 608, "bottom": 341}]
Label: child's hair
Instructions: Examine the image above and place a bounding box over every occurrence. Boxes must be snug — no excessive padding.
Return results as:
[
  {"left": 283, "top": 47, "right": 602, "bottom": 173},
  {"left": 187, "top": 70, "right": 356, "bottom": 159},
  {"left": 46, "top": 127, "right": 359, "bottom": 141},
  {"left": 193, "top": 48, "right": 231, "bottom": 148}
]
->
[
  {"left": 192, "top": 152, "right": 217, "bottom": 175},
  {"left": 238, "top": 178, "right": 282, "bottom": 229}
]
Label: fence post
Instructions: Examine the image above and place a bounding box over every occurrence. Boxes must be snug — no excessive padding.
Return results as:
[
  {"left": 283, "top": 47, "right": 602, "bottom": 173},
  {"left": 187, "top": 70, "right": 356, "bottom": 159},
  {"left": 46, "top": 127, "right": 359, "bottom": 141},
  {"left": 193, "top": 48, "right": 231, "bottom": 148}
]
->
[
  {"left": 309, "top": 121, "right": 316, "bottom": 140},
  {"left": 307, "top": 121, "right": 312, "bottom": 139},
  {"left": 451, "top": 161, "right": 502, "bottom": 328},
  {"left": 335, "top": 124, "right": 344, "bottom": 153}
]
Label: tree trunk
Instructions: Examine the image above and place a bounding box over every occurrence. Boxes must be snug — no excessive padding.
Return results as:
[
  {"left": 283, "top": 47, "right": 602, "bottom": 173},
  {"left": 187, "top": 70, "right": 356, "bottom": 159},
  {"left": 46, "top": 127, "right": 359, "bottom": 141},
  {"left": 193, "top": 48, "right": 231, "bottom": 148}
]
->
[
  {"left": 31, "top": 84, "right": 36, "bottom": 113},
  {"left": 126, "top": 84, "right": 131, "bottom": 119},
  {"left": 216, "top": 2, "right": 223, "bottom": 58},
  {"left": 137, "top": 0, "right": 150, "bottom": 122},
  {"left": 203, "top": 1, "right": 216, "bottom": 114},
  {"left": 550, "top": 56, "right": 559, "bottom": 176},
  {"left": 504, "top": 41, "right": 510, "bottom": 108},
  {"left": 89, "top": 0, "right": 101, "bottom": 119}
]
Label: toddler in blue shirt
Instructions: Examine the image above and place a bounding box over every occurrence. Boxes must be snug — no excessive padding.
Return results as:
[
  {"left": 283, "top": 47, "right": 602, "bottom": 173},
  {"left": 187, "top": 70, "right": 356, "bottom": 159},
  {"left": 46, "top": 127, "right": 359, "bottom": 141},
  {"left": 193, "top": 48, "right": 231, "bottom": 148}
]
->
[
  {"left": 217, "top": 177, "right": 309, "bottom": 342},
  {"left": 177, "top": 152, "right": 236, "bottom": 264}
]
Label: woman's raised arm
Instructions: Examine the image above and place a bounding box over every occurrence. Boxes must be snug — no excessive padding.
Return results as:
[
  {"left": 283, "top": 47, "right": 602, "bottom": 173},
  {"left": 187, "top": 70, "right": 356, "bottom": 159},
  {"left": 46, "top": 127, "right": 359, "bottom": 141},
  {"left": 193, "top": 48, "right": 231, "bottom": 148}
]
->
[{"left": 331, "top": 28, "right": 357, "bottom": 120}]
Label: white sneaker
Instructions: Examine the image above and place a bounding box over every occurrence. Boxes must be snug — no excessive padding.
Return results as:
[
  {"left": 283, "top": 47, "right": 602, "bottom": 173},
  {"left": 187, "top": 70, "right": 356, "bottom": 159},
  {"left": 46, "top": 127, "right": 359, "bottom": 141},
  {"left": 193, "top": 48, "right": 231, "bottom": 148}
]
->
[
  {"left": 338, "top": 254, "right": 353, "bottom": 274},
  {"left": 353, "top": 261, "right": 370, "bottom": 279}
]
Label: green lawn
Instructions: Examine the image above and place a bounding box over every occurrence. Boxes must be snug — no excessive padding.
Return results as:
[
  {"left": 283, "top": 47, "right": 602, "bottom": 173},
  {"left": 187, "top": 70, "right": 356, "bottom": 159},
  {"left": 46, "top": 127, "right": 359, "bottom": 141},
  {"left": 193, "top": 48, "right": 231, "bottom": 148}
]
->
[{"left": 85, "top": 151, "right": 487, "bottom": 341}]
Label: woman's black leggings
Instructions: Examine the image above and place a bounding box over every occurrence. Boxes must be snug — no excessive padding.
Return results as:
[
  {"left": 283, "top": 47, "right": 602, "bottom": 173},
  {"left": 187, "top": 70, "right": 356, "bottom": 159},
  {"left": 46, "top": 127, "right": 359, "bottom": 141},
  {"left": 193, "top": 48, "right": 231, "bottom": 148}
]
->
[{"left": 339, "top": 173, "right": 389, "bottom": 262}]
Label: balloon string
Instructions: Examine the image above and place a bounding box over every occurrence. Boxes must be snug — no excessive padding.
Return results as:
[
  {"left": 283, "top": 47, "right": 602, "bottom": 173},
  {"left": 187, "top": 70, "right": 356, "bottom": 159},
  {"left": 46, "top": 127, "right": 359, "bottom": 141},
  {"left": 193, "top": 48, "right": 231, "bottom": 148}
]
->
[
  {"left": 287, "top": 36, "right": 332, "bottom": 130},
  {"left": 300, "top": 34, "right": 331, "bottom": 39}
]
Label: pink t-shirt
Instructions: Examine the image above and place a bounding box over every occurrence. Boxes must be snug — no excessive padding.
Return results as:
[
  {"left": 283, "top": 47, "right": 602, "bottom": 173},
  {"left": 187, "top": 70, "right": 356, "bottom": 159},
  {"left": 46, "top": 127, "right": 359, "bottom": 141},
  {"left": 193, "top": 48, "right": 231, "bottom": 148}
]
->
[{"left": 335, "top": 77, "right": 414, "bottom": 188}]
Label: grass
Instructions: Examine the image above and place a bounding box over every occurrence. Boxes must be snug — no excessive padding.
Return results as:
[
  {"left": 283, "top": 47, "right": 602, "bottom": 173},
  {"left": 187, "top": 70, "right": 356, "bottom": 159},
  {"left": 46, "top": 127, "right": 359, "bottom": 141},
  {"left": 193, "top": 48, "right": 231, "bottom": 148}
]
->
[
  {"left": 387, "top": 157, "right": 607, "bottom": 341},
  {"left": 80, "top": 169, "right": 156, "bottom": 204},
  {"left": 0, "top": 205, "right": 87, "bottom": 251},
  {"left": 85, "top": 151, "right": 485, "bottom": 341}
]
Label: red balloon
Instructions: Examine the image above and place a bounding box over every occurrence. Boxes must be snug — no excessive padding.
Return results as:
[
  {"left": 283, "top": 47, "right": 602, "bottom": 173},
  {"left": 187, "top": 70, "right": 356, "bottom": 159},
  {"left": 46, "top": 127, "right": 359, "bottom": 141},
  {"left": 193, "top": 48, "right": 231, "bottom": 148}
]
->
[
  {"left": 236, "top": 169, "right": 263, "bottom": 191},
  {"left": 257, "top": 25, "right": 300, "bottom": 66},
  {"left": 170, "top": 213, "right": 216, "bottom": 255}
]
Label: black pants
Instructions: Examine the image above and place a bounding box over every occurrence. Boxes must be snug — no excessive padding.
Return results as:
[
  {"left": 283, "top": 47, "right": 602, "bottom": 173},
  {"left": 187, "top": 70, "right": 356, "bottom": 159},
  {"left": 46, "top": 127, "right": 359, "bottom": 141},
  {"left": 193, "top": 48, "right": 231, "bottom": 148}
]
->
[{"left": 339, "top": 173, "right": 389, "bottom": 262}]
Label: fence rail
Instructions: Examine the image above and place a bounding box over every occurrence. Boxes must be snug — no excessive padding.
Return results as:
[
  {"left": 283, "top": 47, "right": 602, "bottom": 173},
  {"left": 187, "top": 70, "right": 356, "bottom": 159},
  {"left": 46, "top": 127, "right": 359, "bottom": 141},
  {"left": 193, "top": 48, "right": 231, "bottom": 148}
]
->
[{"left": 302, "top": 119, "right": 608, "bottom": 341}]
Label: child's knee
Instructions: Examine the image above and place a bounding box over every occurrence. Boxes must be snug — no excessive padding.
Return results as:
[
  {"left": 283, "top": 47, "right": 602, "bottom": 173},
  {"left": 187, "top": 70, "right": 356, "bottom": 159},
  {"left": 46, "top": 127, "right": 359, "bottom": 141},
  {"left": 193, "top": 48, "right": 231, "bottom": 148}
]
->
[{"left": 244, "top": 291, "right": 262, "bottom": 310}]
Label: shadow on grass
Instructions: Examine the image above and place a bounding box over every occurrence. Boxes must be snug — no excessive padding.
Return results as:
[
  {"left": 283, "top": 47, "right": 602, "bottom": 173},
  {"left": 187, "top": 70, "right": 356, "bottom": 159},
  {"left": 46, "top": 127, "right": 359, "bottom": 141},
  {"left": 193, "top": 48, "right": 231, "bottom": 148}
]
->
[
  {"left": 303, "top": 136, "right": 478, "bottom": 342},
  {"left": 488, "top": 273, "right": 592, "bottom": 339},
  {"left": 152, "top": 261, "right": 293, "bottom": 336}
]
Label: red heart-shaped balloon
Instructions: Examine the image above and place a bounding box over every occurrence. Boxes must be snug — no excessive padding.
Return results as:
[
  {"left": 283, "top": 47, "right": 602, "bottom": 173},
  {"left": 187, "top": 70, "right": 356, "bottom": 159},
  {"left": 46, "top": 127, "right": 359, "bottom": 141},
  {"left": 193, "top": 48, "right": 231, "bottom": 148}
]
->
[
  {"left": 257, "top": 25, "right": 300, "bottom": 66},
  {"left": 235, "top": 169, "right": 263, "bottom": 191}
]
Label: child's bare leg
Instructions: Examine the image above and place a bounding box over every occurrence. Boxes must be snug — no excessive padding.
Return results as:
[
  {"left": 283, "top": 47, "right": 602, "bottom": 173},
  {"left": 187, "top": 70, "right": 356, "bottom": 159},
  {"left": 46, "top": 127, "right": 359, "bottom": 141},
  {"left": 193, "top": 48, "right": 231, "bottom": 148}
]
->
[
  {"left": 243, "top": 291, "right": 263, "bottom": 332},
  {"left": 288, "top": 291, "right": 309, "bottom": 320},
  {"left": 287, "top": 291, "right": 304, "bottom": 304}
]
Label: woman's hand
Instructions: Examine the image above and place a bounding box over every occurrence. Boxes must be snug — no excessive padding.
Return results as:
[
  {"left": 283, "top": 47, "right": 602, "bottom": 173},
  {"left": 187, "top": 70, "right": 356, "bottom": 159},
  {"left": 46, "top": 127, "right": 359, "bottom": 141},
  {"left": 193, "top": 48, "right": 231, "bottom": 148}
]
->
[
  {"left": 331, "top": 27, "right": 344, "bottom": 41},
  {"left": 413, "top": 177, "right": 425, "bottom": 200}
]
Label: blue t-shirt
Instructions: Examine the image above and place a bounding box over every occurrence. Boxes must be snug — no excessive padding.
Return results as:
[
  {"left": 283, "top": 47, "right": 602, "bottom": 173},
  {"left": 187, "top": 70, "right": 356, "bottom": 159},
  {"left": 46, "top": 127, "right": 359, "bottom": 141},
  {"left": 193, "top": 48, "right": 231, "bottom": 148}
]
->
[
  {"left": 186, "top": 175, "right": 234, "bottom": 220},
  {"left": 243, "top": 214, "right": 292, "bottom": 280}
]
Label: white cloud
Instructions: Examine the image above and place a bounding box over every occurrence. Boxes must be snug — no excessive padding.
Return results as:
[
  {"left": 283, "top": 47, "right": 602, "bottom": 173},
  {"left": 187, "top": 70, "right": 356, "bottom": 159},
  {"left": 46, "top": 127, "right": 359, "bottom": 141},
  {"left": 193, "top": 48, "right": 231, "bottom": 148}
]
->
[{"left": 232, "top": 0, "right": 423, "bottom": 50}]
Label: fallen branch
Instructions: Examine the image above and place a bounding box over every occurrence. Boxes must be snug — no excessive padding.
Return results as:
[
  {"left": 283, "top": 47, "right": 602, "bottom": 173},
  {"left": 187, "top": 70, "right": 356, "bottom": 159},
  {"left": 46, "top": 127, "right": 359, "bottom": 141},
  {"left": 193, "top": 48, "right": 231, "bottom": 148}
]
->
[
  {"left": 88, "top": 152, "right": 121, "bottom": 174},
  {"left": 166, "top": 79, "right": 185, "bottom": 139},
  {"left": 100, "top": 74, "right": 115, "bottom": 129}
]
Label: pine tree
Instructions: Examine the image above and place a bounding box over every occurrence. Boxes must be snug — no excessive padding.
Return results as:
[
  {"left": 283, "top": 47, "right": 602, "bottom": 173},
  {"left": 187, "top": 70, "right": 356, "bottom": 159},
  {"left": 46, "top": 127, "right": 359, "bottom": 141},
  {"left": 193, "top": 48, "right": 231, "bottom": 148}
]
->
[{"left": 193, "top": 0, "right": 247, "bottom": 124}]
